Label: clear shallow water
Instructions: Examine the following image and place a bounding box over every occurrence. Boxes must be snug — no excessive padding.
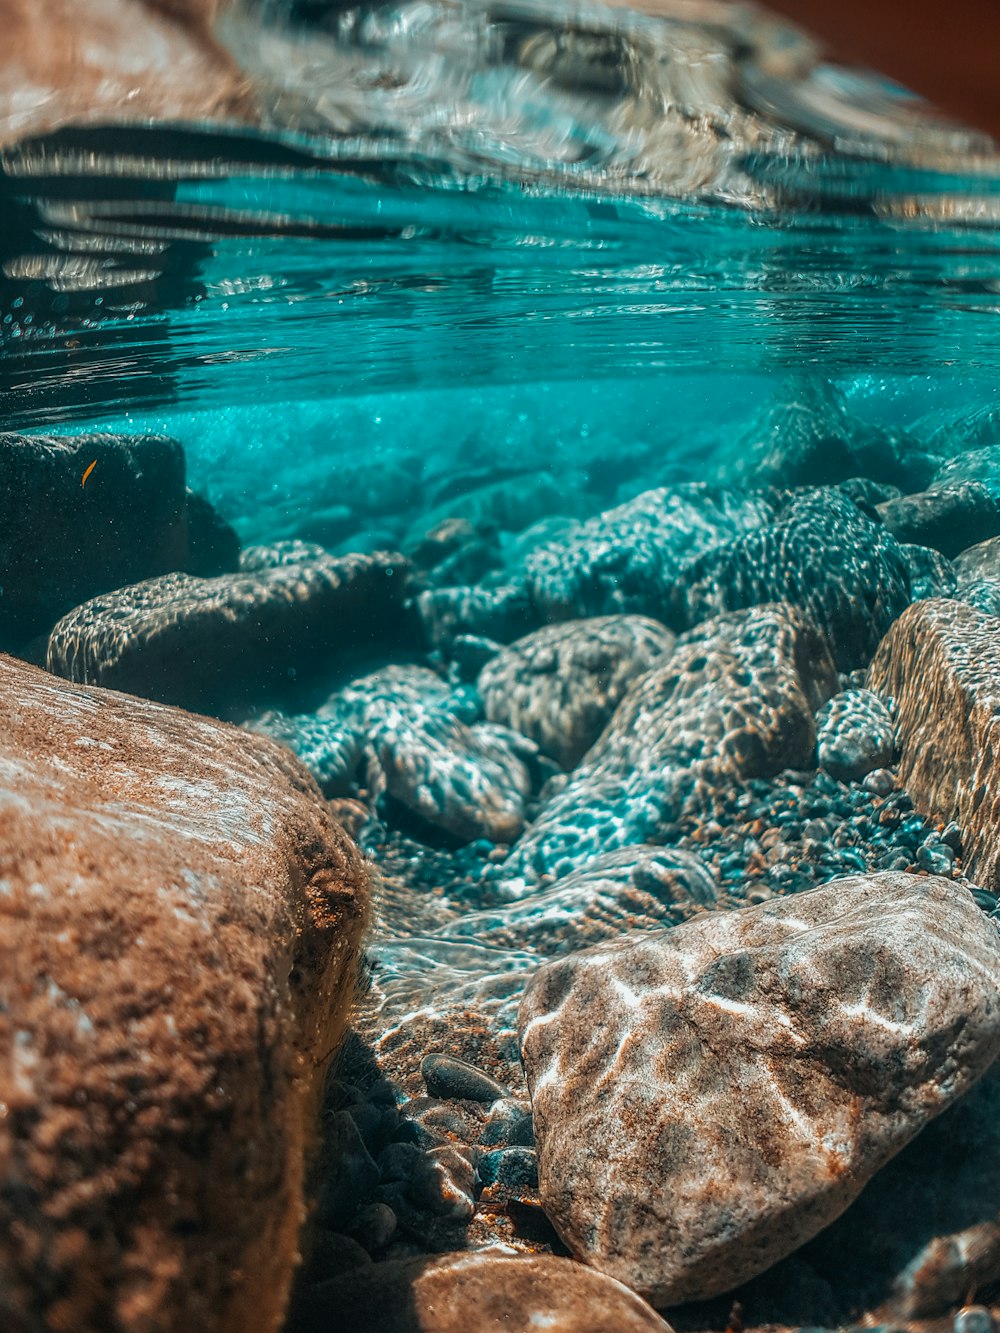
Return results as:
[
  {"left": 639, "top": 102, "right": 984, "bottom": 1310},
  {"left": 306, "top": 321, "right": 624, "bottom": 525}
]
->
[{"left": 4, "top": 0, "right": 1000, "bottom": 453}]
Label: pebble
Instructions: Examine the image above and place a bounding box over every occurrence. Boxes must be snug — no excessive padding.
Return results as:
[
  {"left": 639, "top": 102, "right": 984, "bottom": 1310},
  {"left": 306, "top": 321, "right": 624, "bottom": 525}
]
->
[
  {"left": 421, "top": 1053, "right": 508, "bottom": 1104},
  {"left": 377, "top": 1142, "right": 422, "bottom": 1184},
  {"left": 479, "top": 1098, "right": 535, "bottom": 1147},
  {"left": 955, "top": 1309, "right": 995, "bottom": 1333},
  {"left": 477, "top": 1147, "right": 539, "bottom": 1191},
  {"left": 408, "top": 1146, "right": 478, "bottom": 1220},
  {"left": 350, "top": 1201, "right": 398, "bottom": 1253}
]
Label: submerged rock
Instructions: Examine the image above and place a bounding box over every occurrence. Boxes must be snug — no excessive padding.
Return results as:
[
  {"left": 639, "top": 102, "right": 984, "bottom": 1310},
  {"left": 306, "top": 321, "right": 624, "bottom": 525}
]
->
[
  {"left": 0, "top": 432, "right": 189, "bottom": 645},
  {"left": 0, "top": 652, "right": 369, "bottom": 1333},
  {"left": 46, "top": 549, "right": 407, "bottom": 713},
  {"left": 501, "top": 603, "right": 837, "bottom": 887},
  {"left": 673, "top": 490, "right": 911, "bottom": 670},
  {"left": 711, "top": 378, "right": 937, "bottom": 493},
  {"left": 338, "top": 665, "right": 536, "bottom": 843},
  {"left": 870, "top": 597, "right": 1000, "bottom": 891},
  {"left": 478, "top": 616, "right": 676, "bottom": 769},
  {"left": 518, "top": 873, "right": 1000, "bottom": 1307},
  {"left": 436, "top": 846, "right": 718, "bottom": 955},
  {"left": 524, "top": 484, "right": 775, "bottom": 621},
  {"left": 292, "top": 1251, "right": 674, "bottom": 1332},
  {"left": 877, "top": 482, "right": 1000, "bottom": 559},
  {"left": 902, "top": 542, "right": 957, "bottom": 600},
  {"left": 815, "top": 688, "right": 895, "bottom": 783},
  {"left": 415, "top": 582, "right": 541, "bottom": 651}
]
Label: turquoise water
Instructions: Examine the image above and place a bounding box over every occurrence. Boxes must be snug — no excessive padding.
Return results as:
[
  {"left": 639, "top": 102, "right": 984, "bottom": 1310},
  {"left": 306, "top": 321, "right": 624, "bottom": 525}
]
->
[{"left": 8, "top": 2, "right": 1000, "bottom": 1326}]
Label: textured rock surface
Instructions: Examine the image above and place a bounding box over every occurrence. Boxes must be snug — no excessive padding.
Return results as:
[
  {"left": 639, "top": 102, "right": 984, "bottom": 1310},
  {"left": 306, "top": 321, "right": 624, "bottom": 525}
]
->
[
  {"left": 815, "top": 688, "right": 895, "bottom": 782},
  {"left": 673, "top": 490, "right": 911, "bottom": 670},
  {"left": 877, "top": 482, "right": 1000, "bottom": 559},
  {"left": 479, "top": 616, "right": 676, "bottom": 769},
  {"left": 0, "top": 652, "right": 369, "bottom": 1333},
  {"left": 292, "top": 1251, "right": 674, "bottom": 1332},
  {"left": 46, "top": 550, "right": 407, "bottom": 713},
  {"left": 501, "top": 603, "right": 837, "bottom": 888},
  {"left": 710, "top": 379, "right": 936, "bottom": 492},
  {"left": 0, "top": 433, "right": 189, "bottom": 644},
  {"left": 902, "top": 542, "right": 957, "bottom": 601},
  {"left": 415, "top": 582, "right": 541, "bottom": 650},
  {"left": 339, "top": 665, "right": 536, "bottom": 843},
  {"left": 525, "top": 485, "right": 776, "bottom": 621},
  {"left": 436, "top": 846, "right": 718, "bottom": 955},
  {"left": 518, "top": 873, "right": 1000, "bottom": 1307},
  {"left": 869, "top": 597, "right": 1000, "bottom": 891}
]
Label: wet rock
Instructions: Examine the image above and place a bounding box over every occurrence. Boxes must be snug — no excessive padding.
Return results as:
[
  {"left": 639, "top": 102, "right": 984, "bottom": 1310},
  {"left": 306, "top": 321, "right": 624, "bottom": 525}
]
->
[
  {"left": 239, "top": 539, "right": 330, "bottom": 570},
  {"left": 351, "top": 1202, "right": 398, "bottom": 1253},
  {"left": 902, "top": 543, "right": 957, "bottom": 601},
  {"left": 46, "top": 550, "right": 408, "bottom": 713},
  {"left": 478, "top": 1146, "right": 538, "bottom": 1191},
  {"left": 421, "top": 1054, "right": 508, "bottom": 1103},
  {"left": 673, "top": 490, "right": 911, "bottom": 671},
  {"left": 0, "top": 652, "right": 369, "bottom": 1333},
  {"left": 247, "top": 710, "right": 368, "bottom": 796},
  {"left": 932, "top": 440, "right": 1000, "bottom": 496},
  {"left": 518, "top": 872, "right": 1000, "bottom": 1307},
  {"left": 479, "top": 616, "right": 676, "bottom": 769},
  {"left": 408, "top": 1146, "right": 478, "bottom": 1220},
  {"left": 416, "top": 582, "right": 542, "bottom": 651},
  {"left": 292, "top": 1250, "right": 675, "bottom": 1332},
  {"left": 441, "top": 846, "right": 719, "bottom": 953},
  {"left": 501, "top": 604, "right": 837, "bottom": 887},
  {"left": 480, "top": 1098, "right": 536, "bottom": 1147},
  {"left": 0, "top": 432, "right": 188, "bottom": 645},
  {"left": 953, "top": 534, "right": 1000, "bottom": 584},
  {"left": 339, "top": 666, "right": 536, "bottom": 843},
  {"left": 960, "top": 579, "right": 1000, "bottom": 617},
  {"left": 301, "top": 1230, "right": 373, "bottom": 1284},
  {"left": 870, "top": 598, "right": 1000, "bottom": 891},
  {"left": 711, "top": 379, "right": 936, "bottom": 492},
  {"left": 316, "top": 1112, "right": 381, "bottom": 1230},
  {"left": 877, "top": 483, "right": 1000, "bottom": 559},
  {"left": 815, "top": 688, "right": 895, "bottom": 782},
  {"left": 450, "top": 633, "right": 503, "bottom": 680},
  {"left": 525, "top": 484, "right": 776, "bottom": 621}
]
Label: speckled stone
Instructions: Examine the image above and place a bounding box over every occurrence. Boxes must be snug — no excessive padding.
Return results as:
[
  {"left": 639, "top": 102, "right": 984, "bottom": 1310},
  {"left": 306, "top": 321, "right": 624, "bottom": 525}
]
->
[
  {"left": 500, "top": 603, "right": 837, "bottom": 889},
  {"left": 478, "top": 616, "right": 676, "bottom": 769},
  {"left": 524, "top": 484, "right": 776, "bottom": 621},
  {"left": 870, "top": 599, "right": 1000, "bottom": 890},
  {"left": 0, "top": 652, "right": 369, "bottom": 1333},
  {"left": 46, "top": 550, "right": 407, "bottom": 713},
  {"left": 673, "top": 490, "right": 911, "bottom": 670},
  {"left": 815, "top": 688, "right": 895, "bottom": 783},
  {"left": 518, "top": 872, "right": 1000, "bottom": 1308},
  {"left": 345, "top": 666, "right": 536, "bottom": 843},
  {"left": 902, "top": 543, "right": 957, "bottom": 601},
  {"left": 415, "top": 582, "right": 541, "bottom": 651},
  {"left": 291, "top": 1251, "right": 675, "bottom": 1332},
  {"left": 247, "top": 711, "right": 368, "bottom": 796},
  {"left": 437, "top": 846, "right": 718, "bottom": 954}
]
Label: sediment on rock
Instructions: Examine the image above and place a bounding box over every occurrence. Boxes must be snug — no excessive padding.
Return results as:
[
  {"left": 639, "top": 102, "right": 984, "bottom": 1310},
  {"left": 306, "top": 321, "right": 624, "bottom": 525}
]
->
[{"left": 0, "top": 653, "right": 369, "bottom": 1333}]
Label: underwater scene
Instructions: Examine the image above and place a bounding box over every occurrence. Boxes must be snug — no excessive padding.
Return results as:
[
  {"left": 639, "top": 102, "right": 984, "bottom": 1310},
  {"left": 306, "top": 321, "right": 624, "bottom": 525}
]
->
[{"left": 7, "top": 1, "right": 1000, "bottom": 1331}]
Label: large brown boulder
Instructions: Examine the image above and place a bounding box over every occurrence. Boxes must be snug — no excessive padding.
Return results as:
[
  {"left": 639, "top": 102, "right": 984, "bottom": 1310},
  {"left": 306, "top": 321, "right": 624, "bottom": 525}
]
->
[
  {"left": 0, "top": 653, "right": 369, "bottom": 1333},
  {"left": 869, "top": 597, "right": 1000, "bottom": 890},
  {"left": 518, "top": 873, "right": 1000, "bottom": 1307},
  {"left": 292, "top": 1251, "right": 674, "bottom": 1332}
]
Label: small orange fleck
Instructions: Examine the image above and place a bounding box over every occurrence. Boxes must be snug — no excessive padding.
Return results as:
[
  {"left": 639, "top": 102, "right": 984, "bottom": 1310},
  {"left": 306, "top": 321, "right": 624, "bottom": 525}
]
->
[{"left": 81, "top": 459, "right": 97, "bottom": 488}]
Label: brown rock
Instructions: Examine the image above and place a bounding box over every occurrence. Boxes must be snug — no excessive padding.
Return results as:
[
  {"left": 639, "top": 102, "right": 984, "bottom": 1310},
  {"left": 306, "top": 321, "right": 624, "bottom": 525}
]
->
[
  {"left": 292, "top": 1251, "right": 674, "bottom": 1332},
  {"left": 45, "top": 550, "right": 407, "bottom": 714},
  {"left": 518, "top": 873, "right": 1000, "bottom": 1307},
  {"left": 869, "top": 597, "right": 1000, "bottom": 890},
  {"left": 0, "top": 652, "right": 369, "bottom": 1333},
  {"left": 0, "top": 0, "right": 253, "bottom": 147},
  {"left": 478, "top": 615, "right": 676, "bottom": 769}
]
